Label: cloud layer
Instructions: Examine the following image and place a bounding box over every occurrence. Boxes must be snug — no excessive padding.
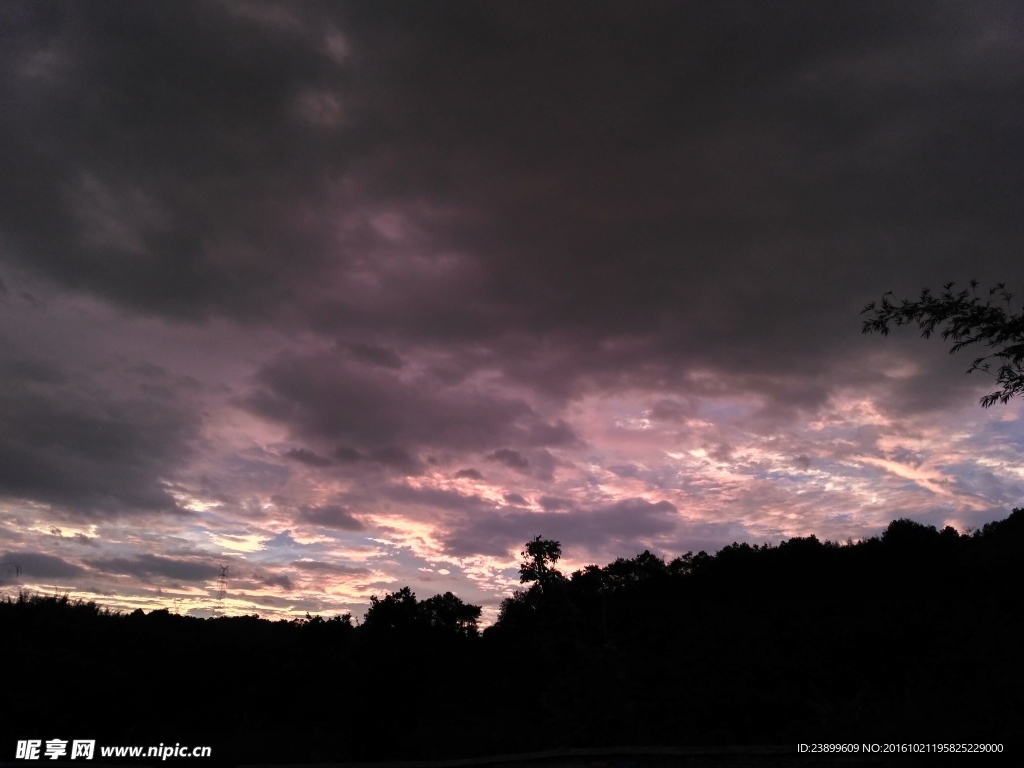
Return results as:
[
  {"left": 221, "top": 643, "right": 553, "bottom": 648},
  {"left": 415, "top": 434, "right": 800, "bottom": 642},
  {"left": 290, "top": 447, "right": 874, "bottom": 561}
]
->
[{"left": 2, "top": 1, "right": 1022, "bottom": 621}]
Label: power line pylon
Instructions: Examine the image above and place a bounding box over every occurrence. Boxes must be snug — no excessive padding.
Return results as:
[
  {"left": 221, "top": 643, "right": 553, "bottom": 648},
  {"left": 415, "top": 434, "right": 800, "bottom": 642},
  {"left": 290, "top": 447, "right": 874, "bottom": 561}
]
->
[{"left": 215, "top": 565, "right": 229, "bottom": 616}]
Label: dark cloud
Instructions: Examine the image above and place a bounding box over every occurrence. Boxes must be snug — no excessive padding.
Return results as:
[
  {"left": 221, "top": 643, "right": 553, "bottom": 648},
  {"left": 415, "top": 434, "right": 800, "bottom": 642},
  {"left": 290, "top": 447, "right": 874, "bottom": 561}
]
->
[
  {"left": 261, "top": 573, "right": 294, "bottom": 591},
  {"left": 243, "top": 351, "right": 571, "bottom": 461},
  {"left": 1, "top": 1, "right": 1021, "bottom": 415},
  {"left": 0, "top": 358, "right": 198, "bottom": 518},
  {"left": 487, "top": 449, "right": 529, "bottom": 471},
  {"left": 1, "top": 551, "right": 85, "bottom": 579},
  {"left": 2, "top": 354, "right": 67, "bottom": 387},
  {"left": 608, "top": 464, "right": 644, "bottom": 481},
  {"left": 524, "top": 420, "right": 578, "bottom": 448},
  {"left": 648, "top": 399, "right": 694, "bottom": 422},
  {"left": 349, "top": 343, "right": 403, "bottom": 369},
  {"left": 454, "top": 468, "right": 483, "bottom": 480},
  {"left": 83, "top": 554, "right": 220, "bottom": 582},
  {"left": 443, "top": 497, "right": 680, "bottom": 558},
  {"left": 333, "top": 446, "right": 363, "bottom": 463},
  {"left": 873, "top": 355, "right": 999, "bottom": 417},
  {"left": 528, "top": 449, "right": 559, "bottom": 482},
  {"left": 19, "top": 291, "right": 44, "bottom": 309},
  {"left": 283, "top": 447, "right": 334, "bottom": 467},
  {"left": 538, "top": 496, "right": 572, "bottom": 512},
  {"left": 125, "top": 362, "right": 167, "bottom": 379},
  {"left": 296, "top": 504, "right": 364, "bottom": 531},
  {"left": 290, "top": 443, "right": 424, "bottom": 474},
  {"left": 384, "top": 484, "right": 489, "bottom": 515},
  {"left": 367, "top": 446, "right": 423, "bottom": 475},
  {"left": 291, "top": 561, "right": 370, "bottom": 576},
  {"left": 0, "top": 1, "right": 347, "bottom": 322}
]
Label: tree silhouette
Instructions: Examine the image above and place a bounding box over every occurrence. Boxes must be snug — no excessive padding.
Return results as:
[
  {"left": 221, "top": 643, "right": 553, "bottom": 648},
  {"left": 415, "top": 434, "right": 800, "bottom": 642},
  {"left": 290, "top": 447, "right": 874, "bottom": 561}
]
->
[
  {"left": 6, "top": 511, "right": 1024, "bottom": 757},
  {"left": 420, "top": 591, "right": 482, "bottom": 637},
  {"left": 490, "top": 537, "right": 574, "bottom": 643},
  {"left": 861, "top": 280, "right": 1024, "bottom": 406},
  {"left": 519, "top": 535, "right": 563, "bottom": 592},
  {"left": 363, "top": 585, "right": 420, "bottom": 633},
  {"left": 363, "top": 586, "right": 482, "bottom": 639}
]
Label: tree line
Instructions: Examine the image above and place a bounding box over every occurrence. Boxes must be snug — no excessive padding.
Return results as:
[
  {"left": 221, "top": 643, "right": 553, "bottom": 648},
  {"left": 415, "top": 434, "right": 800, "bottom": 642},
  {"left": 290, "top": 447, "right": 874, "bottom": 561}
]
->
[{"left": 3, "top": 509, "right": 1023, "bottom": 762}]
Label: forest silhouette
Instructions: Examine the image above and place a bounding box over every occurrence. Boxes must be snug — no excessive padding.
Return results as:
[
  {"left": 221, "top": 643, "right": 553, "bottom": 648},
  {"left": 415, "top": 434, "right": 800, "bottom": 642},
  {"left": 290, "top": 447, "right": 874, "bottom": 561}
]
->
[{"left": 3, "top": 510, "right": 1023, "bottom": 763}]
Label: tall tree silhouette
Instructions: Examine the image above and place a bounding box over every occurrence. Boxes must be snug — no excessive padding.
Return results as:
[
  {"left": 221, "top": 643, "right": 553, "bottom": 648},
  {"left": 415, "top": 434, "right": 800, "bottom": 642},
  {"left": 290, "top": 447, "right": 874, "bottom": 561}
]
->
[
  {"left": 861, "top": 280, "right": 1024, "bottom": 406},
  {"left": 519, "top": 536, "right": 563, "bottom": 592}
]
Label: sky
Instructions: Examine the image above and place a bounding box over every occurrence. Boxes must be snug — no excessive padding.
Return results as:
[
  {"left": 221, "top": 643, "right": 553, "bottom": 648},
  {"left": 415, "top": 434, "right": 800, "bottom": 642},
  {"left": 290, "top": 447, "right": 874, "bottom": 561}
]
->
[{"left": 1, "top": 1, "right": 1023, "bottom": 623}]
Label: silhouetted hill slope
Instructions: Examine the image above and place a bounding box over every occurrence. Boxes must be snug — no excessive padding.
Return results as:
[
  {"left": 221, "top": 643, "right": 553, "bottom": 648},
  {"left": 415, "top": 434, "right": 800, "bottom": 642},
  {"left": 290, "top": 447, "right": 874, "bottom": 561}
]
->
[{"left": 3, "top": 510, "right": 1022, "bottom": 763}]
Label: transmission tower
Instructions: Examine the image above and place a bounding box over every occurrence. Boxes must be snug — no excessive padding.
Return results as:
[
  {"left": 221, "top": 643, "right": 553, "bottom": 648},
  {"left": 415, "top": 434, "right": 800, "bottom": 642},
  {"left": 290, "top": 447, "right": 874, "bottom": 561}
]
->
[{"left": 215, "top": 565, "right": 229, "bottom": 616}]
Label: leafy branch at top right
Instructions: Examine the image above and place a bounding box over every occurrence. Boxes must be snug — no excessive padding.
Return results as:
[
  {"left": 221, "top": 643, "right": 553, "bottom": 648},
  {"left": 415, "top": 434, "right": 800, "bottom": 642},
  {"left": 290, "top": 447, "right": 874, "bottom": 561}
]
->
[{"left": 861, "top": 280, "right": 1024, "bottom": 408}]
